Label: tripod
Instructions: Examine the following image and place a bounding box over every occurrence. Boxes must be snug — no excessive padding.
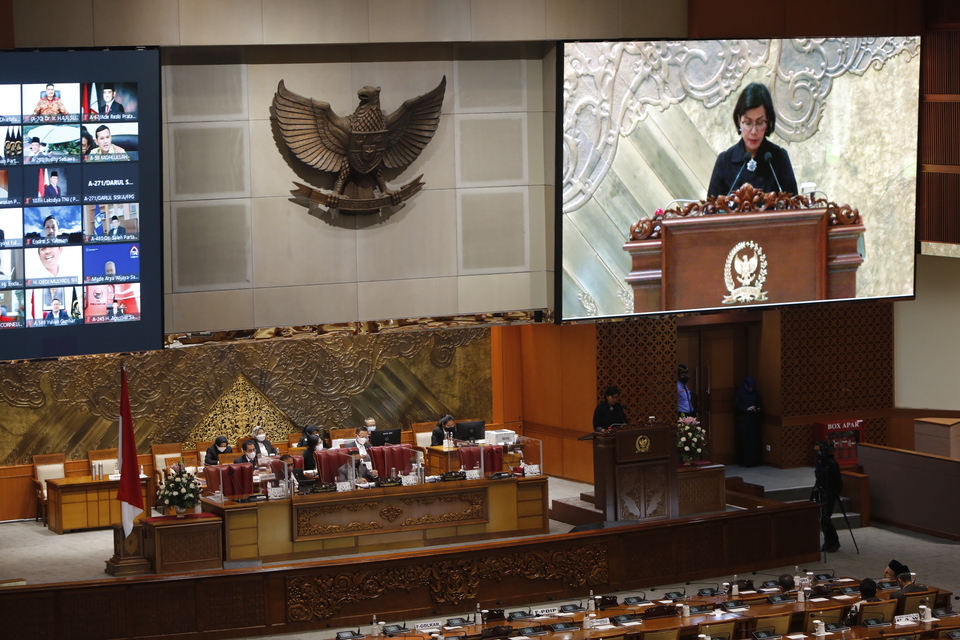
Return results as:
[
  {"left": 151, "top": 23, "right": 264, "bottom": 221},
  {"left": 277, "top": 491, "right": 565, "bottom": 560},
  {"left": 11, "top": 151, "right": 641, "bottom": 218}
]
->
[{"left": 815, "top": 489, "right": 859, "bottom": 560}]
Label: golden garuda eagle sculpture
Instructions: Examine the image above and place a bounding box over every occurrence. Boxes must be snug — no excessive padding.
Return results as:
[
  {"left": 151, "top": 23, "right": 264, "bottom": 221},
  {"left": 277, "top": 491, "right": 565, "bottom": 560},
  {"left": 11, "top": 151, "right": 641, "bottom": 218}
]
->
[{"left": 273, "top": 76, "right": 445, "bottom": 214}]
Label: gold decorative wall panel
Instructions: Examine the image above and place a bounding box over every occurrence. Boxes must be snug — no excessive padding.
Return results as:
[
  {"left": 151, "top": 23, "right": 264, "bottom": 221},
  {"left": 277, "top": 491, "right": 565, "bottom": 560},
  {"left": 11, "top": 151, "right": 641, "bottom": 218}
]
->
[
  {"left": 285, "top": 543, "right": 608, "bottom": 620},
  {"left": 185, "top": 374, "right": 297, "bottom": 448},
  {"left": 0, "top": 328, "right": 490, "bottom": 465}
]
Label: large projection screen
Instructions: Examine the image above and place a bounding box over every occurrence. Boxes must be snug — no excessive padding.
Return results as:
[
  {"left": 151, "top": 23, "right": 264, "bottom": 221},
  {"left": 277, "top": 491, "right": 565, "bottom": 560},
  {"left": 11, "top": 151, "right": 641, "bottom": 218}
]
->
[
  {"left": 0, "top": 49, "right": 161, "bottom": 360},
  {"left": 560, "top": 38, "right": 920, "bottom": 320}
]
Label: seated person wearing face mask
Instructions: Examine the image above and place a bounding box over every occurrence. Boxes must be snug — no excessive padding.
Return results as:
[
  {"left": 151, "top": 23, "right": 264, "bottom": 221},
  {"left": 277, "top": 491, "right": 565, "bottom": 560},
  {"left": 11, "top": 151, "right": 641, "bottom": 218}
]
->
[
  {"left": 205, "top": 435, "right": 232, "bottom": 466},
  {"left": 349, "top": 426, "right": 371, "bottom": 462},
  {"left": 234, "top": 440, "right": 259, "bottom": 466},
  {"left": 337, "top": 449, "right": 378, "bottom": 485},
  {"left": 251, "top": 426, "right": 278, "bottom": 457}
]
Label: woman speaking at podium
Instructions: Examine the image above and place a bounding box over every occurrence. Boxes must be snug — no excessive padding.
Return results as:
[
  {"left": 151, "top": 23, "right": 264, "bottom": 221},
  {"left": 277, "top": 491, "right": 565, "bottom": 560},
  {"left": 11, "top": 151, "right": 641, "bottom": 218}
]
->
[{"left": 707, "top": 82, "right": 798, "bottom": 198}]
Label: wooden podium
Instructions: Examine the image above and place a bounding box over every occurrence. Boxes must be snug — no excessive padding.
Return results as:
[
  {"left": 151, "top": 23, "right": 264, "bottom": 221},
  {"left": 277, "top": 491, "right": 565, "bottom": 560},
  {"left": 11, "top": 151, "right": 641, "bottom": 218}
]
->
[
  {"left": 592, "top": 425, "right": 679, "bottom": 522},
  {"left": 623, "top": 186, "right": 864, "bottom": 313}
]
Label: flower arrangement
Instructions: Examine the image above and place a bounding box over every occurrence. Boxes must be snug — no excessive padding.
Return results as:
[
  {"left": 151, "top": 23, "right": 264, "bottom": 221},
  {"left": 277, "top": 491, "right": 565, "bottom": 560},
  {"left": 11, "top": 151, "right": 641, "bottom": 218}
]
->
[
  {"left": 677, "top": 416, "right": 708, "bottom": 463},
  {"left": 157, "top": 460, "right": 201, "bottom": 512}
]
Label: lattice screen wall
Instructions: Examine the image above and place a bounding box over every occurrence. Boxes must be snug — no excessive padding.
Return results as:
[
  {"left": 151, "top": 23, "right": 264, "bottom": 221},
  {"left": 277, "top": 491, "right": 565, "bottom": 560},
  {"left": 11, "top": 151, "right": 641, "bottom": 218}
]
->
[
  {"left": 596, "top": 317, "right": 677, "bottom": 426},
  {"left": 779, "top": 302, "right": 893, "bottom": 466}
]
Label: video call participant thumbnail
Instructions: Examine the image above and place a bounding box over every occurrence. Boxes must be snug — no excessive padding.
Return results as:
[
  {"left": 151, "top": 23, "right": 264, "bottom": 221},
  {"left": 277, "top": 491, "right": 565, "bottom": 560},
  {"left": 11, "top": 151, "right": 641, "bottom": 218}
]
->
[
  {"left": 0, "top": 247, "right": 24, "bottom": 286},
  {"left": 22, "top": 125, "right": 81, "bottom": 163},
  {"left": 86, "top": 125, "right": 129, "bottom": 161},
  {"left": 82, "top": 282, "right": 140, "bottom": 323},
  {"left": 24, "top": 244, "right": 82, "bottom": 286},
  {"left": 23, "top": 206, "right": 82, "bottom": 245},
  {"left": 0, "top": 208, "right": 24, "bottom": 248},
  {"left": 82, "top": 243, "right": 140, "bottom": 284},
  {"left": 26, "top": 286, "right": 83, "bottom": 327}
]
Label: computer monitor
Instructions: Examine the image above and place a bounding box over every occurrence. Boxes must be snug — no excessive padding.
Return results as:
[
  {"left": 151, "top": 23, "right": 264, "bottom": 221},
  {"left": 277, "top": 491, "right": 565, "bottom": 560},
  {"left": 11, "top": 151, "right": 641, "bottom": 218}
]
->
[
  {"left": 455, "top": 420, "right": 485, "bottom": 442},
  {"left": 369, "top": 428, "right": 400, "bottom": 446}
]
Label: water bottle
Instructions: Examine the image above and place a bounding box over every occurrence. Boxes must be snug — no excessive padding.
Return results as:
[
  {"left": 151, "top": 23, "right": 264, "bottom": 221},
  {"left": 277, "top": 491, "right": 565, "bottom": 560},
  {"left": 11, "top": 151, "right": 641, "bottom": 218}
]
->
[
  {"left": 587, "top": 589, "right": 595, "bottom": 613},
  {"left": 372, "top": 615, "right": 379, "bottom": 637}
]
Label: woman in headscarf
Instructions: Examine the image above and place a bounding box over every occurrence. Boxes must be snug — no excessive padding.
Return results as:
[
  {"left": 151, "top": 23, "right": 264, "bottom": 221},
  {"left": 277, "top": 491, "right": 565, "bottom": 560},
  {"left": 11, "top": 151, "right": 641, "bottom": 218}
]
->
[
  {"left": 204, "top": 435, "right": 231, "bottom": 466},
  {"left": 251, "top": 426, "right": 278, "bottom": 457},
  {"left": 734, "top": 376, "right": 763, "bottom": 467},
  {"left": 302, "top": 434, "right": 321, "bottom": 472},
  {"left": 297, "top": 424, "right": 320, "bottom": 448}
]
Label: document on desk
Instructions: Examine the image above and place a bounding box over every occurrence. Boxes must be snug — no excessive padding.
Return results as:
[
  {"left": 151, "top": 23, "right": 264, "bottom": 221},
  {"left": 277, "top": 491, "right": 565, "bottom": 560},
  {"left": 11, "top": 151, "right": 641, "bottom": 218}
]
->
[
  {"left": 808, "top": 597, "right": 829, "bottom": 602},
  {"left": 833, "top": 594, "right": 855, "bottom": 599},
  {"left": 658, "top": 600, "right": 675, "bottom": 604},
  {"left": 594, "top": 625, "right": 616, "bottom": 630},
  {"left": 621, "top": 621, "right": 642, "bottom": 626},
  {"left": 740, "top": 590, "right": 757, "bottom": 594},
  {"left": 787, "top": 634, "right": 808, "bottom": 639},
  {"left": 727, "top": 607, "right": 749, "bottom": 612},
  {"left": 836, "top": 578, "right": 855, "bottom": 582}
]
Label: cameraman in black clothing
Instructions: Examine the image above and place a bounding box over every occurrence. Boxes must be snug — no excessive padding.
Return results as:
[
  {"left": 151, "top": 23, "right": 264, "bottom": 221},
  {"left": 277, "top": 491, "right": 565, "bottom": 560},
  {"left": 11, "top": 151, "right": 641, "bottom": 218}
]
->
[{"left": 812, "top": 440, "right": 843, "bottom": 552}]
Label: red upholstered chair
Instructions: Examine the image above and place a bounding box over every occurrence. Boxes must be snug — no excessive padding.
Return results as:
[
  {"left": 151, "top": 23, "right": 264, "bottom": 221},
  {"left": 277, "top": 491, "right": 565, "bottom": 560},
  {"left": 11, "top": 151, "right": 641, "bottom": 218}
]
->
[
  {"left": 291, "top": 455, "right": 304, "bottom": 470},
  {"left": 317, "top": 449, "right": 349, "bottom": 484},
  {"left": 457, "top": 445, "right": 504, "bottom": 473},
  {"left": 369, "top": 444, "right": 415, "bottom": 476},
  {"left": 204, "top": 463, "right": 254, "bottom": 497}
]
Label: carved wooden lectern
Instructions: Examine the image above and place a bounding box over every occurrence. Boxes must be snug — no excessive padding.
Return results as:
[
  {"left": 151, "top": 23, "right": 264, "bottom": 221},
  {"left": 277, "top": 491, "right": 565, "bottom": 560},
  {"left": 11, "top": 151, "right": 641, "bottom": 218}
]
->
[
  {"left": 622, "top": 186, "right": 864, "bottom": 313},
  {"left": 592, "top": 425, "right": 680, "bottom": 522}
]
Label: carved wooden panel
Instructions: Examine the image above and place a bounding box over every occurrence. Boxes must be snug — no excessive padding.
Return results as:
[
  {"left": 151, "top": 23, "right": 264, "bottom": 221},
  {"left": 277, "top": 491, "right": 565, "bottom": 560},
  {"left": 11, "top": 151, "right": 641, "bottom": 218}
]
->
[
  {"left": 286, "top": 543, "right": 609, "bottom": 621},
  {"left": 596, "top": 317, "right": 677, "bottom": 425},
  {"left": 780, "top": 302, "right": 893, "bottom": 417},
  {"left": 617, "top": 461, "right": 668, "bottom": 521}
]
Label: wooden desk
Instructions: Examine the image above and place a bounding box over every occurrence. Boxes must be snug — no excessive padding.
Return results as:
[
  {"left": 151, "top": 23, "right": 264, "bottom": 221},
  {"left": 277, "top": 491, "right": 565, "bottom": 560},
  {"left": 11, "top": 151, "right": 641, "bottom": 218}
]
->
[
  {"left": 202, "top": 475, "right": 549, "bottom": 562},
  {"left": 678, "top": 463, "right": 726, "bottom": 516},
  {"left": 46, "top": 475, "right": 148, "bottom": 535},
  {"left": 425, "top": 445, "right": 460, "bottom": 474},
  {"left": 143, "top": 513, "right": 223, "bottom": 574}
]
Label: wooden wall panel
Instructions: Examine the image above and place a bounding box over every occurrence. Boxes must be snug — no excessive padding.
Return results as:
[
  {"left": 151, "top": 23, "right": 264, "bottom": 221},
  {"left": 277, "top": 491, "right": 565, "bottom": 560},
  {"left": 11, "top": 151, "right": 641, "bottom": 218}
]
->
[
  {"left": 491, "top": 326, "right": 524, "bottom": 425},
  {"left": 517, "top": 323, "right": 595, "bottom": 480},
  {"left": 0, "top": 465, "right": 37, "bottom": 521}
]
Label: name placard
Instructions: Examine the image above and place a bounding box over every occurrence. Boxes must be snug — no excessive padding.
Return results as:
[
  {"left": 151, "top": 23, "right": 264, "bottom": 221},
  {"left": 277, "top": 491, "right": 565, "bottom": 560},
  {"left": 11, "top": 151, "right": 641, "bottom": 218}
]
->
[
  {"left": 415, "top": 621, "right": 444, "bottom": 631},
  {"left": 534, "top": 608, "right": 559, "bottom": 617},
  {"left": 894, "top": 614, "right": 920, "bottom": 625}
]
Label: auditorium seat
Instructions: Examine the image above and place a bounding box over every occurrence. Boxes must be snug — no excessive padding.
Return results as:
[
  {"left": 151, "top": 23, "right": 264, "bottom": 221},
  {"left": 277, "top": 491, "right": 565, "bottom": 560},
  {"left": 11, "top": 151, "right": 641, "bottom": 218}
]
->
[
  {"left": 803, "top": 606, "right": 844, "bottom": 632},
  {"left": 203, "top": 463, "right": 254, "bottom": 497},
  {"left": 750, "top": 613, "right": 791, "bottom": 637},
  {"left": 697, "top": 620, "right": 734, "bottom": 640},
  {"left": 641, "top": 629, "right": 679, "bottom": 640},
  {"left": 898, "top": 590, "right": 938, "bottom": 615},
  {"left": 32, "top": 453, "right": 65, "bottom": 526},
  {"left": 369, "top": 444, "right": 415, "bottom": 477},
  {"left": 88, "top": 448, "right": 119, "bottom": 476},
  {"left": 457, "top": 444, "right": 504, "bottom": 474},
  {"left": 316, "top": 448, "right": 349, "bottom": 484},
  {"left": 857, "top": 599, "right": 896, "bottom": 624}
]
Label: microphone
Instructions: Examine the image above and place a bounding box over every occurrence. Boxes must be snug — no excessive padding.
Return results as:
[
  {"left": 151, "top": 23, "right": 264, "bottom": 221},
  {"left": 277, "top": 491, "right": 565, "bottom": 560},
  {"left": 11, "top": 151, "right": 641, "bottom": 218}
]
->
[
  {"left": 764, "top": 151, "right": 783, "bottom": 193},
  {"left": 726, "top": 157, "right": 750, "bottom": 197}
]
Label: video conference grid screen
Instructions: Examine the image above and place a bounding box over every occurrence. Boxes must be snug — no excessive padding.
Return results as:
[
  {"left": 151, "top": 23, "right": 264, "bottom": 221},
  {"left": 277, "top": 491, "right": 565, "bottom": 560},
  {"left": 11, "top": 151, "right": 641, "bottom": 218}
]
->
[
  {"left": 559, "top": 38, "right": 920, "bottom": 321},
  {"left": 0, "top": 50, "right": 161, "bottom": 360}
]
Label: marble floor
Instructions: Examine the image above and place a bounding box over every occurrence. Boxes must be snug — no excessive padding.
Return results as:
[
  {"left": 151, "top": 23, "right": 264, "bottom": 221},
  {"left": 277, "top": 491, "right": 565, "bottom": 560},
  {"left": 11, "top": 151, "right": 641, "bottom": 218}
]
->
[{"left": 1, "top": 466, "right": 957, "bottom": 640}]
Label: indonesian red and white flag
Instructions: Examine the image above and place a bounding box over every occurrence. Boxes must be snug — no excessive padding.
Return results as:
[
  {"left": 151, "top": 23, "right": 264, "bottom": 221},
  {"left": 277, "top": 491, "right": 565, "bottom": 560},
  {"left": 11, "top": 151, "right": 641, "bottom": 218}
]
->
[{"left": 116, "top": 367, "right": 143, "bottom": 537}]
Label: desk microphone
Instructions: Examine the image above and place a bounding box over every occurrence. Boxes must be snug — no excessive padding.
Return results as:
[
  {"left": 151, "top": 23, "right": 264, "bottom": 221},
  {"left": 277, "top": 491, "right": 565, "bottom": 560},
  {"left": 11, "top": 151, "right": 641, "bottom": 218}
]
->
[
  {"left": 686, "top": 582, "right": 721, "bottom": 596},
  {"left": 802, "top": 568, "right": 836, "bottom": 579},
  {"left": 726, "top": 157, "right": 750, "bottom": 197},
  {"left": 763, "top": 151, "right": 783, "bottom": 193}
]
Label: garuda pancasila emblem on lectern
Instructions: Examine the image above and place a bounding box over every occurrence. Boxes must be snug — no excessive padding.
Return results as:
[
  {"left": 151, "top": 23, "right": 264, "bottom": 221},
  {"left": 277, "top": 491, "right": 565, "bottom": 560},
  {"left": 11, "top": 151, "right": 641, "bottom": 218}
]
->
[{"left": 272, "top": 77, "right": 445, "bottom": 214}]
